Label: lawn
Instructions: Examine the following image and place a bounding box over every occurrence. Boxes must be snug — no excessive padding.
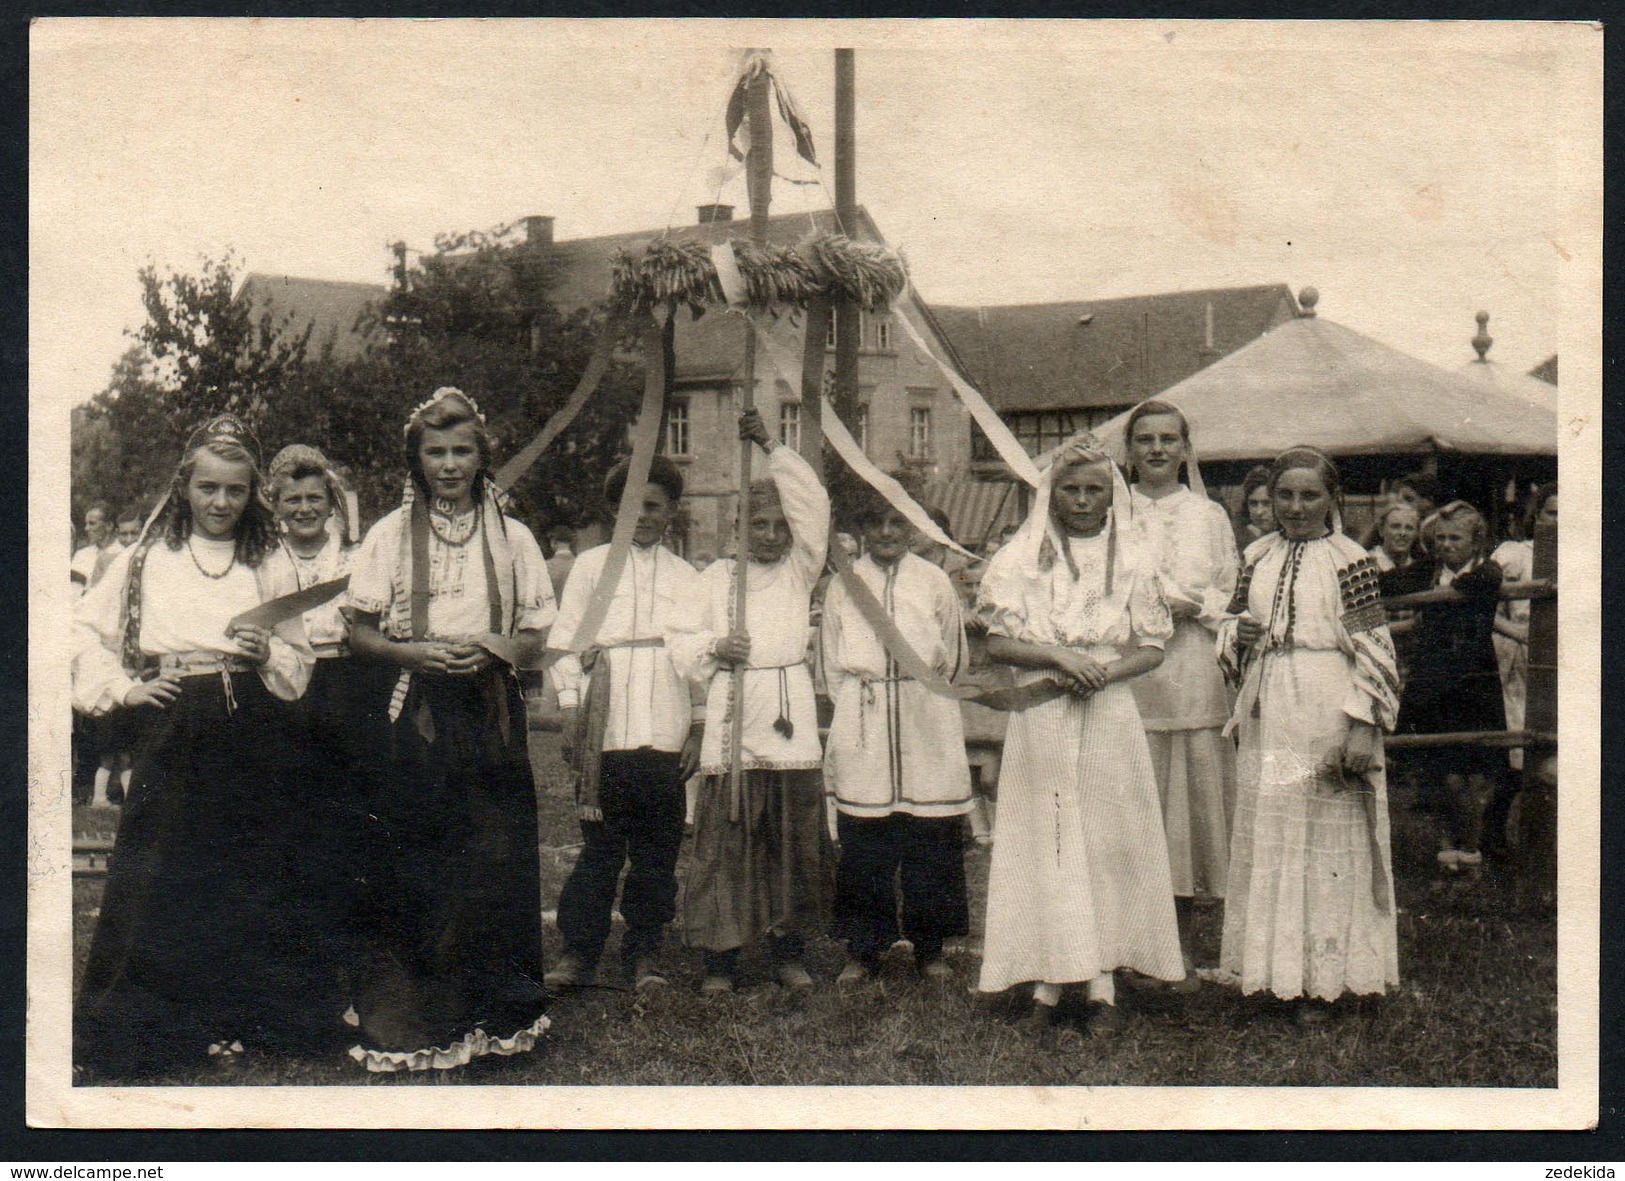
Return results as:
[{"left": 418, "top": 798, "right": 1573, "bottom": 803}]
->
[{"left": 70, "top": 731, "right": 1557, "bottom": 1089}]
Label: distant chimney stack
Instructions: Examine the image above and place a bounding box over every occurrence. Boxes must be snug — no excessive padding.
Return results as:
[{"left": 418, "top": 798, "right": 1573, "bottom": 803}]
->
[
  {"left": 697, "top": 203, "right": 735, "bottom": 225},
  {"left": 522, "top": 215, "right": 555, "bottom": 246}
]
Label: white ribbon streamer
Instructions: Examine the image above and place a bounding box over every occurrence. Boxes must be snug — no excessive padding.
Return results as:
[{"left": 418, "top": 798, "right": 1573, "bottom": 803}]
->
[
  {"left": 892, "top": 302, "right": 1042, "bottom": 488},
  {"left": 746, "top": 318, "right": 975, "bottom": 560}
]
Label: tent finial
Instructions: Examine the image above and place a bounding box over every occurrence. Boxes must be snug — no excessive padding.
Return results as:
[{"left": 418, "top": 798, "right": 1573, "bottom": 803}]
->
[
  {"left": 1297, "top": 286, "right": 1319, "bottom": 318},
  {"left": 1472, "top": 310, "right": 1493, "bottom": 363}
]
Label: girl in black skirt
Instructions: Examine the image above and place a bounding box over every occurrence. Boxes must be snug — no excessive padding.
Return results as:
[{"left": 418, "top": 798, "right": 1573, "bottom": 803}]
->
[
  {"left": 72, "top": 415, "right": 321, "bottom": 1077},
  {"left": 342, "top": 388, "right": 556, "bottom": 1072}
]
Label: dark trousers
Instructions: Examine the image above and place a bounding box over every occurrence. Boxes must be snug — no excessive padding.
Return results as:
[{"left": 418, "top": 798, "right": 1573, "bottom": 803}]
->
[
  {"left": 833, "top": 811, "right": 969, "bottom": 967},
  {"left": 556, "top": 748, "right": 686, "bottom": 966}
]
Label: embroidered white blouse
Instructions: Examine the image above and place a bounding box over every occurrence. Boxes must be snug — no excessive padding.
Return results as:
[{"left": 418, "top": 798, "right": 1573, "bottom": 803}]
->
[{"left": 73, "top": 537, "right": 313, "bottom": 715}]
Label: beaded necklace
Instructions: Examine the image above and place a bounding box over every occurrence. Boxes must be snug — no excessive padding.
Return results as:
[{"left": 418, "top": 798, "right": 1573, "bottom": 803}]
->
[{"left": 187, "top": 536, "right": 237, "bottom": 580}]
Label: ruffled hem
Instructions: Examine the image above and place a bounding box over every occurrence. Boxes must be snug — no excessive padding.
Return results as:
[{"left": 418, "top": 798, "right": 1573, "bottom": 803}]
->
[
  {"left": 347, "top": 1014, "right": 549, "bottom": 1073},
  {"left": 1197, "top": 966, "right": 1393, "bottom": 1002}
]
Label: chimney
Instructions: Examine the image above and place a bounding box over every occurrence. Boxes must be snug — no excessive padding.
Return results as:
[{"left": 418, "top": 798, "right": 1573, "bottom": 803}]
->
[
  {"left": 522, "top": 215, "right": 555, "bottom": 246},
  {"left": 697, "top": 203, "right": 735, "bottom": 225}
]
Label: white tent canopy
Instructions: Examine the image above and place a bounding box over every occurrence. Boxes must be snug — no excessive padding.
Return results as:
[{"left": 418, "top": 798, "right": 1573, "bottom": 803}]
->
[
  {"left": 1082, "top": 300, "right": 1557, "bottom": 465},
  {"left": 1457, "top": 358, "right": 1559, "bottom": 414}
]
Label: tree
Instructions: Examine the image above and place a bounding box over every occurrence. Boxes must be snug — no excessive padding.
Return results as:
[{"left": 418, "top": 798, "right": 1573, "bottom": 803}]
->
[
  {"left": 71, "top": 254, "right": 321, "bottom": 518},
  {"left": 134, "top": 252, "right": 313, "bottom": 437},
  {"left": 72, "top": 231, "right": 640, "bottom": 538},
  {"left": 356, "top": 225, "right": 641, "bottom": 530}
]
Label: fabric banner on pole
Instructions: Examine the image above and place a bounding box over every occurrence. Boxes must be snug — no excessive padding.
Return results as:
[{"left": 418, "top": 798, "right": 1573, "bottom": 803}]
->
[{"left": 893, "top": 304, "right": 1041, "bottom": 488}]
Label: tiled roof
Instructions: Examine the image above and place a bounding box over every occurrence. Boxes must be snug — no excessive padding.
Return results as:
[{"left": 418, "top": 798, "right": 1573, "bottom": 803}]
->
[
  {"left": 244, "top": 206, "right": 920, "bottom": 386},
  {"left": 237, "top": 273, "right": 387, "bottom": 363},
  {"left": 929, "top": 284, "right": 1298, "bottom": 413}
]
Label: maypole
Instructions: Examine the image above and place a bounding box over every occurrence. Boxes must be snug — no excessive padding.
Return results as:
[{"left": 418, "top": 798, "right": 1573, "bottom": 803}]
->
[{"left": 729, "top": 51, "right": 776, "bottom": 818}]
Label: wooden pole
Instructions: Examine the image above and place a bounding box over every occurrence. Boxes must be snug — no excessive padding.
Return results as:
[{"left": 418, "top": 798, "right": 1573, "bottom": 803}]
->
[
  {"left": 729, "top": 54, "right": 775, "bottom": 815},
  {"left": 833, "top": 49, "right": 860, "bottom": 425}
]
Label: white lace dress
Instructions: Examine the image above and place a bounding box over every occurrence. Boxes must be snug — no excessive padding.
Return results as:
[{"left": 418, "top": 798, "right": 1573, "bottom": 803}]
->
[{"left": 1216, "top": 532, "right": 1401, "bottom": 1001}]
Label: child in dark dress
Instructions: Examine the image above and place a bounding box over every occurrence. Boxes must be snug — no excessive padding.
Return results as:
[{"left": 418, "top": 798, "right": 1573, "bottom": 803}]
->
[{"left": 1393, "top": 501, "right": 1505, "bottom": 874}]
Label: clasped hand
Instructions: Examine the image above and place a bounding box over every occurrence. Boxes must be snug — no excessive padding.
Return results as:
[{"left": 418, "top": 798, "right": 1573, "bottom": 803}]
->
[
  {"left": 1051, "top": 649, "right": 1108, "bottom": 697},
  {"left": 409, "top": 640, "right": 495, "bottom": 678},
  {"left": 227, "top": 622, "right": 273, "bottom": 666}
]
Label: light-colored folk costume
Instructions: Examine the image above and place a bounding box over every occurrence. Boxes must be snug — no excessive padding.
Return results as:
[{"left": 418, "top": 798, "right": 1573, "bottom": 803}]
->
[
  {"left": 1129, "top": 455, "right": 1239, "bottom": 902},
  {"left": 342, "top": 398, "right": 555, "bottom": 1071},
  {"left": 1217, "top": 530, "right": 1402, "bottom": 1001},
  {"left": 73, "top": 416, "right": 322, "bottom": 1076},
  {"left": 975, "top": 448, "right": 1184, "bottom": 996},
  {"left": 821, "top": 550, "right": 972, "bottom": 971},
  {"left": 671, "top": 441, "right": 832, "bottom": 969},
  {"left": 549, "top": 538, "right": 704, "bottom": 974}
]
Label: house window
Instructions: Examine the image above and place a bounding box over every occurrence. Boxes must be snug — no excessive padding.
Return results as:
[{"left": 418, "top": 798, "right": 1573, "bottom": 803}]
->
[
  {"left": 988, "top": 409, "right": 1122, "bottom": 460},
  {"left": 779, "top": 402, "right": 801, "bottom": 451},
  {"left": 826, "top": 312, "right": 838, "bottom": 348},
  {"left": 855, "top": 404, "right": 869, "bottom": 453},
  {"left": 909, "top": 407, "right": 932, "bottom": 460},
  {"left": 665, "top": 398, "right": 690, "bottom": 457},
  {"left": 873, "top": 317, "right": 891, "bottom": 351}
]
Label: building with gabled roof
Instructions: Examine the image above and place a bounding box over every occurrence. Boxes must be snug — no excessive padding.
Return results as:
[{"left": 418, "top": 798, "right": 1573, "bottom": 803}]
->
[
  {"left": 930, "top": 283, "right": 1298, "bottom": 465},
  {"left": 235, "top": 273, "right": 388, "bottom": 364},
  {"left": 239, "top": 205, "right": 975, "bottom": 560}
]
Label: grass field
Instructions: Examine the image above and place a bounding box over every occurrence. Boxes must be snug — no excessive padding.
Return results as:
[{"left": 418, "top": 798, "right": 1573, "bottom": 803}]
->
[{"left": 71, "top": 731, "right": 1557, "bottom": 1089}]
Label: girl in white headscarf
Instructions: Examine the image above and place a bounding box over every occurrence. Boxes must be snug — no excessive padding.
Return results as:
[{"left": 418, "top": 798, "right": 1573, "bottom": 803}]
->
[
  {"left": 975, "top": 438, "right": 1183, "bottom": 1038},
  {"left": 1122, "top": 400, "right": 1239, "bottom": 987}
]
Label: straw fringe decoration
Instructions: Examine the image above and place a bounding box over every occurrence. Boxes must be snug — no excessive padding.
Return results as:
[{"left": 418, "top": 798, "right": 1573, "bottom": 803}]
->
[{"left": 609, "top": 232, "right": 906, "bottom": 319}]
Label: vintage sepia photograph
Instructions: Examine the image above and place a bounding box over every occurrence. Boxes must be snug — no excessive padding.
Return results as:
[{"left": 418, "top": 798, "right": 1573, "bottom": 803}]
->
[{"left": 27, "top": 18, "right": 1601, "bottom": 1130}]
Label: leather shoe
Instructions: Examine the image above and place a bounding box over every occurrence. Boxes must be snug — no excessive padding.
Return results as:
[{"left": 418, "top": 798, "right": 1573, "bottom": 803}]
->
[{"left": 543, "top": 954, "right": 594, "bottom": 990}]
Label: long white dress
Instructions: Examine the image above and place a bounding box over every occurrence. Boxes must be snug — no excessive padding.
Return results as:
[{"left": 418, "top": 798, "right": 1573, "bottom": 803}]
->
[
  {"left": 975, "top": 531, "right": 1185, "bottom": 992},
  {"left": 1217, "top": 532, "right": 1401, "bottom": 1001},
  {"left": 1130, "top": 487, "right": 1238, "bottom": 899}
]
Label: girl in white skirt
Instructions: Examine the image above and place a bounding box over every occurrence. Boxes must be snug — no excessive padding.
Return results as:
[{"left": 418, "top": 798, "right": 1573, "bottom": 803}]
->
[
  {"left": 1218, "top": 446, "right": 1401, "bottom": 1026},
  {"left": 975, "top": 438, "right": 1184, "bottom": 1037}
]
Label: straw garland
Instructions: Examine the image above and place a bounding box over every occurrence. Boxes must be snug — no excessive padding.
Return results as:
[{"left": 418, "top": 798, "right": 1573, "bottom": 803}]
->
[{"left": 609, "top": 232, "right": 906, "bottom": 318}]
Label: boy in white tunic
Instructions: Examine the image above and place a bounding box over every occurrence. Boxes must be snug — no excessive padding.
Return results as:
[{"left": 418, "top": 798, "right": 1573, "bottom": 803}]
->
[
  {"left": 545, "top": 455, "right": 705, "bottom": 992},
  {"left": 671, "top": 410, "right": 832, "bottom": 993},
  {"left": 821, "top": 493, "right": 972, "bottom": 984}
]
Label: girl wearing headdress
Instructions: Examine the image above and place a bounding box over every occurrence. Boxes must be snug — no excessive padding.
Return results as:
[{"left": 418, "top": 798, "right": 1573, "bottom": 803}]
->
[
  {"left": 1392, "top": 499, "right": 1506, "bottom": 874},
  {"left": 1122, "top": 400, "right": 1239, "bottom": 985},
  {"left": 263, "top": 444, "right": 382, "bottom": 1015},
  {"left": 1217, "top": 447, "right": 1401, "bottom": 1025},
  {"left": 72, "top": 415, "right": 320, "bottom": 1076},
  {"left": 669, "top": 410, "right": 832, "bottom": 994},
  {"left": 342, "top": 388, "right": 556, "bottom": 1072},
  {"left": 974, "top": 438, "right": 1183, "bottom": 1038}
]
